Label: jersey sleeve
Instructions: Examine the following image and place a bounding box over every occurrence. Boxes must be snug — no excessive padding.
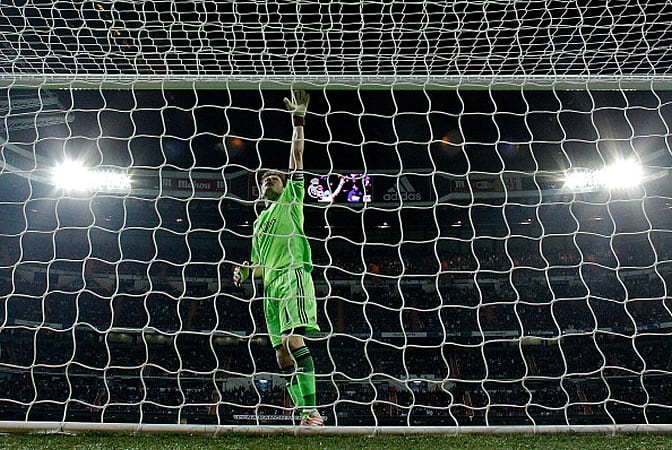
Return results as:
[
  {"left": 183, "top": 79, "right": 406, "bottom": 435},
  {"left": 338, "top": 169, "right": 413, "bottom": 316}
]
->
[{"left": 284, "top": 179, "right": 305, "bottom": 202}]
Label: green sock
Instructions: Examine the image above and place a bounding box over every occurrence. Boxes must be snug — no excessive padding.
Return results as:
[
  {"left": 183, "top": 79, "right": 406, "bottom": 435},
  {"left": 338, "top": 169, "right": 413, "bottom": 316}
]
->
[
  {"left": 280, "top": 366, "right": 304, "bottom": 408},
  {"left": 291, "top": 346, "right": 316, "bottom": 409}
]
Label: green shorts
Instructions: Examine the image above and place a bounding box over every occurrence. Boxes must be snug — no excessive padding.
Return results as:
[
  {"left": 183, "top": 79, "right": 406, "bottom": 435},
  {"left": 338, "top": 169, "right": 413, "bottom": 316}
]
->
[{"left": 263, "top": 268, "right": 320, "bottom": 348}]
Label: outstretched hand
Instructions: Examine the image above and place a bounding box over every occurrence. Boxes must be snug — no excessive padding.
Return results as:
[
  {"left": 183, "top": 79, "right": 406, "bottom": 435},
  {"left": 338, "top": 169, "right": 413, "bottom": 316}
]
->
[{"left": 283, "top": 89, "right": 310, "bottom": 117}]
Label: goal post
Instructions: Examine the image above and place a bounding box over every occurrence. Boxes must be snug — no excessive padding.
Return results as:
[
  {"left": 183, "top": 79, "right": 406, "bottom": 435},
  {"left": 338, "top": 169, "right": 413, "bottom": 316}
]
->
[{"left": 1, "top": 0, "right": 672, "bottom": 435}]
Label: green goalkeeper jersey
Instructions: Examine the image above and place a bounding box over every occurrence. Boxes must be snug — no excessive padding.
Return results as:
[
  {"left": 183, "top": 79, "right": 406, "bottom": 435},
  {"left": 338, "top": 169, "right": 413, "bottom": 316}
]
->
[{"left": 251, "top": 179, "right": 313, "bottom": 285}]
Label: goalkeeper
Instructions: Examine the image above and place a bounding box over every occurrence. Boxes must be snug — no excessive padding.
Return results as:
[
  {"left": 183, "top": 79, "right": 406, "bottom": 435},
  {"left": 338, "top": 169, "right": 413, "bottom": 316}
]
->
[{"left": 233, "top": 90, "right": 323, "bottom": 427}]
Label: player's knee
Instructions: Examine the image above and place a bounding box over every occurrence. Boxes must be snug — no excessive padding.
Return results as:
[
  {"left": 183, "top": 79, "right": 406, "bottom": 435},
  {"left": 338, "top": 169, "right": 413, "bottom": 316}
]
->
[{"left": 282, "top": 332, "right": 306, "bottom": 352}]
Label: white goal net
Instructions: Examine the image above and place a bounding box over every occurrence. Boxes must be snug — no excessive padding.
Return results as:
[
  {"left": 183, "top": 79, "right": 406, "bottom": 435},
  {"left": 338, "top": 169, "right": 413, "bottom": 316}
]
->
[{"left": 0, "top": 0, "right": 671, "bottom": 433}]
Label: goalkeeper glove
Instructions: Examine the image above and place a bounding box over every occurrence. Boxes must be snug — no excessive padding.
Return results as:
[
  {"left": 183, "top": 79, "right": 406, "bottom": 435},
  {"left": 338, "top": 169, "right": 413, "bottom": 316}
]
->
[
  {"left": 283, "top": 89, "right": 310, "bottom": 126},
  {"left": 232, "top": 262, "right": 250, "bottom": 287}
]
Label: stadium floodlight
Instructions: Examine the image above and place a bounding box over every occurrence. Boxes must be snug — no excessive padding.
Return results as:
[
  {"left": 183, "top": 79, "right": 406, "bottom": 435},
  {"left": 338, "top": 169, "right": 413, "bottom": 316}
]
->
[
  {"left": 597, "top": 159, "right": 643, "bottom": 189},
  {"left": 563, "top": 168, "right": 597, "bottom": 192},
  {"left": 563, "top": 159, "right": 643, "bottom": 192},
  {"left": 51, "top": 159, "right": 131, "bottom": 193}
]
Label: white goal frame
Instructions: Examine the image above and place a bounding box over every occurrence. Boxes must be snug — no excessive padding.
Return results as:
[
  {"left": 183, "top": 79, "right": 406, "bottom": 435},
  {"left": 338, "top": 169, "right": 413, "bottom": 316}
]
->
[
  {"left": 2, "top": 0, "right": 672, "bottom": 436},
  {"left": 0, "top": 73, "right": 671, "bottom": 435},
  {"left": 1, "top": 420, "right": 672, "bottom": 436},
  {"left": 3, "top": 74, "right": 672, "bottom": 90}
]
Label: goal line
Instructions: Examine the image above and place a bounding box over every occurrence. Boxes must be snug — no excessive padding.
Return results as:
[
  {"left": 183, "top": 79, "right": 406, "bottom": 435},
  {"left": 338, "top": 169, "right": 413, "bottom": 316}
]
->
[{"left": 0, "top": 421, "right": 671, "bottom": 436}]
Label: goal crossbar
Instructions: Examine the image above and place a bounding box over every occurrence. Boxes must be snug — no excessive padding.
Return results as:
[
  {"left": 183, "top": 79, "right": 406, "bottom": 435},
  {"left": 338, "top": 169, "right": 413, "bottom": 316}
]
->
[{"left": 2, "top": 75, "right": 672, "bottom": 90}]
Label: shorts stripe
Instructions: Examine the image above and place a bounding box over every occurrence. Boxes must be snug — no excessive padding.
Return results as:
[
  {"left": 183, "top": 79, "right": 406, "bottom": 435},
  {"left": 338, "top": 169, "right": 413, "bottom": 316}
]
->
[{"left": 295, "top": 268, "right": 308, "bottom": 324}]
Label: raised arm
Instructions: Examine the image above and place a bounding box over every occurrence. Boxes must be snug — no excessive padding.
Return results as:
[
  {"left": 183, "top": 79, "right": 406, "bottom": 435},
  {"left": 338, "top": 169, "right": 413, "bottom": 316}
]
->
[{"left": 283, "top": 89, "right": 310, "bottom": 171}]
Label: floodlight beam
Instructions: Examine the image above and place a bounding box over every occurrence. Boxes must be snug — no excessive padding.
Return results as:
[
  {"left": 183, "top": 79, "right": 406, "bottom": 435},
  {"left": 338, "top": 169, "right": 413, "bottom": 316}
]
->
[{"left": 51, "top": 160, "right": 131, "bottom": 193}]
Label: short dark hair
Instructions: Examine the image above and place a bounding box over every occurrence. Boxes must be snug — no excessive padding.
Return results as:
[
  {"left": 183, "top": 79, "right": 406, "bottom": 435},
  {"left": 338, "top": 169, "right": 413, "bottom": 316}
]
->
[{"left": 259, "top": 170, "right": 287, "bottom": 186}]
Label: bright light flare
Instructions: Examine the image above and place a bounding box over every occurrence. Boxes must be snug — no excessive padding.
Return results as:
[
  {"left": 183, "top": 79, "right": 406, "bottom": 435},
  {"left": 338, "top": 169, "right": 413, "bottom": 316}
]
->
[
  {"left": 52, "top": 160, "right": 131, "bottom": 192},
  {"left": 563, "top": 160, "right": 643, "bottom": 192},
  {"left": 563, "top": 169, "right": 595, "bottom": 191},
  {"left": 597, "top": 159, "right": 643, "bottom": 189}
]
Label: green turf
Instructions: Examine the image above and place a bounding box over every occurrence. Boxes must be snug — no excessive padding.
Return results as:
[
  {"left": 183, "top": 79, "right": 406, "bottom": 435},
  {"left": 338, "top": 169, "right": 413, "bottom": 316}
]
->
[{"left": 1, "top": 432, "right": 672, "bottom": 450}]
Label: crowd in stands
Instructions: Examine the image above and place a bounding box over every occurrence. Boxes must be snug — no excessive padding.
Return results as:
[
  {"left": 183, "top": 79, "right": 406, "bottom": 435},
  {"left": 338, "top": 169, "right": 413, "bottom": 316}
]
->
[
  {"left": 0, "top": 237, "right": 670, "bottom": 425},
  {"left": 0, "top": 327, "right": 670, "bottom": 425}
]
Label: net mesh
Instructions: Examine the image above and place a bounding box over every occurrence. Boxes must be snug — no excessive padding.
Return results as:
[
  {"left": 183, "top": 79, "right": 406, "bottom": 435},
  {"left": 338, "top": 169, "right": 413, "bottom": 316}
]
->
[
  {"left": 0, "top": 0, "right": 671, "bottom": 429},
  {"left": 1, "top": 1, "right": 672, "bottom": 79}
]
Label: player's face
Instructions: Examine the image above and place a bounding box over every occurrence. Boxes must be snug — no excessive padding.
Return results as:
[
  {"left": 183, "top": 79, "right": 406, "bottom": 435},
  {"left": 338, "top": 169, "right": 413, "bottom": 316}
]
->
[{"left": 261, "top": 174, "right": 284, "bottom": 201}]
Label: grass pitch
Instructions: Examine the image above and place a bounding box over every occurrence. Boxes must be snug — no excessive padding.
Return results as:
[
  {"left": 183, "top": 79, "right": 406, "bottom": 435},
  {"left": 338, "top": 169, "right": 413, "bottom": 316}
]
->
[{"left": 1, "top": 432, "right": 672, "bottom": 450}]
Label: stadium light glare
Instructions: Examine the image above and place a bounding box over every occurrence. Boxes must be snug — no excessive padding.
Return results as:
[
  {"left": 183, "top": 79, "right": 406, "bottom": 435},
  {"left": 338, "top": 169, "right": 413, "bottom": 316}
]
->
[
  {"left": 598, "top": 159, "right": 643, "bottom": 189},
  {"left": 563, "top": 159, "right": 643, "bottom": 192},
  {"left": 563, "top": 168, "right": 597, "bottom": 191},
  {"left": 52, "top": 159, "right": 131, "bottom": 192},
  {"left": 52, "top": 160, "right": 90, "bottom": 191}
]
